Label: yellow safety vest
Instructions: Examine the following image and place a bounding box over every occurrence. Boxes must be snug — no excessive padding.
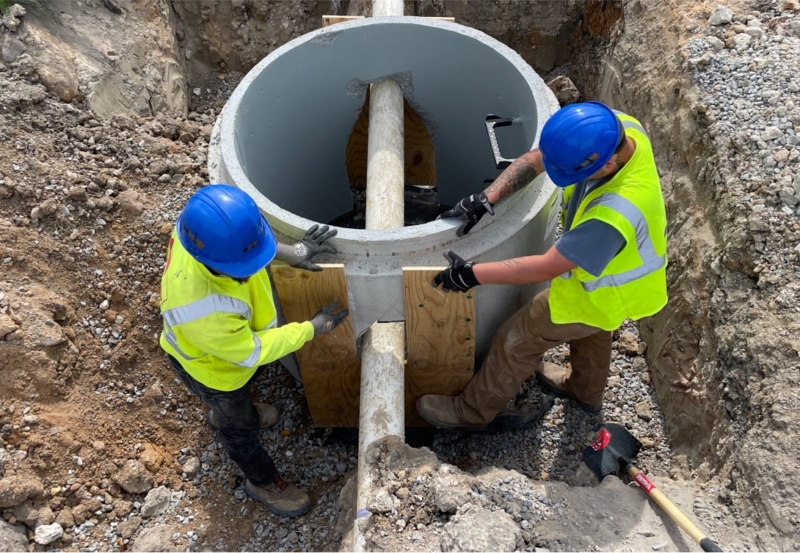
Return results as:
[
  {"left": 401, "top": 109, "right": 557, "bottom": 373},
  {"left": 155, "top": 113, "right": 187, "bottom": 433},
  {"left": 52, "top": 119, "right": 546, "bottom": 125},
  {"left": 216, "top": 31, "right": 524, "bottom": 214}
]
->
[
  {"left": 159, "top": 231, "right": 314, "bottom": 391},
  {"left": 549, "top": 112, "right": 668, "bottom": 331}
]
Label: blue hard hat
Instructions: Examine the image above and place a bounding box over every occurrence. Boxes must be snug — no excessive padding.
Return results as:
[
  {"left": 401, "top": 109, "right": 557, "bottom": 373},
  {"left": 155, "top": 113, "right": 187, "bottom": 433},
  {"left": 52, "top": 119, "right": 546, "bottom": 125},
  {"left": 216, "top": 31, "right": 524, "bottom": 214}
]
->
[
  {"left": 177, "top": 184, "right": 277, "bottom": 279},
  {"left": 540, "top": 101, "right": 623, "bottom": 187}
]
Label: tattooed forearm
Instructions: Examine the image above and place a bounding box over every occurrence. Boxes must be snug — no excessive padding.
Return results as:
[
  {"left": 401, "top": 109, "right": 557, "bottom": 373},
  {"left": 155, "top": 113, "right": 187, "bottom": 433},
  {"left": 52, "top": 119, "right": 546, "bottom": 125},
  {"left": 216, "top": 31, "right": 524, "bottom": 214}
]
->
[
  {"left": 485, "top": 149, "right": 543, "bottom": 202},
  {"left": 498, "top": 258, "right": 523, "bottom": 269}
]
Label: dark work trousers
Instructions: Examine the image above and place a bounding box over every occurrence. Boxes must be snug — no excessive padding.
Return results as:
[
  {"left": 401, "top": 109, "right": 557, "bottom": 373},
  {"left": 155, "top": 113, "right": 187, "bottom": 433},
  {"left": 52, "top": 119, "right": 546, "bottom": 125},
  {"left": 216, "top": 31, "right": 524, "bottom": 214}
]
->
[{"left": 167, "top": 355, "right": 277, "bottom": 486}]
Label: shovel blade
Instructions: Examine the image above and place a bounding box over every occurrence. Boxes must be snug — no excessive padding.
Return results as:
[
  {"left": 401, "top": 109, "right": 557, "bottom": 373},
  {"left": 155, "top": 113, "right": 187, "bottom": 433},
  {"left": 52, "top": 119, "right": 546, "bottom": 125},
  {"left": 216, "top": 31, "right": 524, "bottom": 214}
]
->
[{"left": 583, "top": 423, "right": 642, "bottom": 480}]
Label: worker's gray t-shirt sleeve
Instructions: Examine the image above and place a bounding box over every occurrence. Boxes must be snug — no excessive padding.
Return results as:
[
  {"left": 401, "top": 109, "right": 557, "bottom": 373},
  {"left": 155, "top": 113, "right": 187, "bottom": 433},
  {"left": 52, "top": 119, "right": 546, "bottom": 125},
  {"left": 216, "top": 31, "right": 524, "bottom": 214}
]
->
[{"left": 555, "top": 220, "right": 626, "bottom": 278}]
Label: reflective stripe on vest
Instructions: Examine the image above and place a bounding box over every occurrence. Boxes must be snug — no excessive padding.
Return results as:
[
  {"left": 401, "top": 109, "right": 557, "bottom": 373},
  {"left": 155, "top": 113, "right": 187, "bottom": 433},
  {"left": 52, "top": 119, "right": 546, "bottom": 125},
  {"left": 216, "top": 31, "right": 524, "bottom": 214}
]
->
[
  {"left": 162, "top": 294, "right": 273, "bottom": 368},
  {"left": 163, "top": 294, "right": 252, "bottom": 327},
  {"left": 614, "top": 110, "right": 647, "bottom": 135},
  {"left": 559, "top": 192, "right": 666, "bottom": 291},
  {"left": 162, "top": 322, "right": 197, "bottom": 361}
]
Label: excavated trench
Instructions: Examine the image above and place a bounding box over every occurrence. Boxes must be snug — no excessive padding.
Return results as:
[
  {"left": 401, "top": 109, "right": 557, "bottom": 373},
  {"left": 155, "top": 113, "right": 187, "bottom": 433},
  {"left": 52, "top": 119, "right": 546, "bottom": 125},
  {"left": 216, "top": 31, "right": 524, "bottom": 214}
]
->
[
  {"left": 152, "top": 0, "right": 794, "bottom": 548},
  {"left": 171, "top": 0, "right": 702, "bottom": 485},
  {"left": 3, "top": 0, "right": 797, "bottom": 550}
]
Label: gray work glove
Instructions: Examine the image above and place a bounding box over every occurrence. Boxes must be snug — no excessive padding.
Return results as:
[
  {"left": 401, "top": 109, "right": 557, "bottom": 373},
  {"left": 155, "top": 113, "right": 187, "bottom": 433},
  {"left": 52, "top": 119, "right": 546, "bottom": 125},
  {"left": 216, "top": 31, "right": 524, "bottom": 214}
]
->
[
  {"left": 437, "top": 192, "right": 495, "bottom": 236},
  {"left": 310, "top": 301, "right": 349, "bottom": 336},
  {"left": 282, "top": 224, "right": 338, "bottom": 272}
]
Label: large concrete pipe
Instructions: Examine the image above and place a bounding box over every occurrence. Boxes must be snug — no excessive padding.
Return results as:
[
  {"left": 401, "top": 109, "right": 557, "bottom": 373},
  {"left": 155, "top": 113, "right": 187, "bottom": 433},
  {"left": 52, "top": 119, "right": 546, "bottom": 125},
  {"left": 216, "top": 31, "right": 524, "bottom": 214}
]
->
[{"left": 209, "top": 17, "right": 561, "bottom": 359}]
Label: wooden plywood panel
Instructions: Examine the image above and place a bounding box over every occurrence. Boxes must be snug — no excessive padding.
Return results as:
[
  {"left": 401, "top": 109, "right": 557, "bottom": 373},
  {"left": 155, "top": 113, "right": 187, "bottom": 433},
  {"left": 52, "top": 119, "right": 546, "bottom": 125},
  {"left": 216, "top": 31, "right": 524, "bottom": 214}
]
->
[
  {"left": 345, "top": 89, "right": 437, "bottom": 187},
  {"left": 271, "top": 264, "right": 360, "bottom": 427},
  {"left": 322, "top": 15, "right": 452, "bottom": 26},
  {"left": 344, "top": 92, "right": 369, "bottom": 186},
  {"left": 403, "top": 98, "right": 437, "bottom": 186},
  {"left": 403, "top": 268, "right": 475, "bottom": 425},
  {"left": 322, "top": 15, "right": 365, "bottom": 26}
]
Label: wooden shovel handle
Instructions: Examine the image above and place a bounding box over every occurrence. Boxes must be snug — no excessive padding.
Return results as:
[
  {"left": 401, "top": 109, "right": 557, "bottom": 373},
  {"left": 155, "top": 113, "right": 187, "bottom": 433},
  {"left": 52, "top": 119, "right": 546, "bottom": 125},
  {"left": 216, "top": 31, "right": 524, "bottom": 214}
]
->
[{"left": 627, "top": 466, "right": 722, "bottom": 552}]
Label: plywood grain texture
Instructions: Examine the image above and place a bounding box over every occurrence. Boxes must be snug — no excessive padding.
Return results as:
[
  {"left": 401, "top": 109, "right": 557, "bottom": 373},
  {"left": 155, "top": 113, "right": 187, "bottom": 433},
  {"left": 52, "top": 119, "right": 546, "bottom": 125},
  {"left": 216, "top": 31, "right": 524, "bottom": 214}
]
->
[
  {"left": 322, "top": 15, "right": 452, "bottom": 27},
  {"left": 403, "top": 267, "right": 476, "bottom": 425},
  {"left": 271, "top": 263, "right": 360, "bottom": 427},
  {"left": 272, "top": 265, "right": 476, "bottom": 427},
  {"left": 345, "top": 89, "right": 437, "bottom": 187}
]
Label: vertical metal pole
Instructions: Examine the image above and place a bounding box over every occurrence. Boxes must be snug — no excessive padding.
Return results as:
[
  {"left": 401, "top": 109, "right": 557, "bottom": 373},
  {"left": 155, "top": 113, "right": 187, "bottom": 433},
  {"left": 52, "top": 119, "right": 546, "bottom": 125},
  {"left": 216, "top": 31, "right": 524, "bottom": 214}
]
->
[
  {"left": 365, "top": 81, "right": 405, "bottom": 229},
  {"left": 354, "top": 323, "right": 406, "bottom": 550},
  {"left": 372, "top": 0, "right": 403, "bottom": 17},
  {"left": 354, "top": 0, "right": 406, "bottom": 550}
]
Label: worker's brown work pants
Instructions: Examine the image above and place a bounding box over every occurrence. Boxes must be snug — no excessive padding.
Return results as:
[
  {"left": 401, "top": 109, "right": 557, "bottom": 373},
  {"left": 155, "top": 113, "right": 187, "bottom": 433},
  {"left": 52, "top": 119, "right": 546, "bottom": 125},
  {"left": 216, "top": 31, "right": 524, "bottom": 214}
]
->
[{"left": 456, "top": 288, "right": 613, "bottom": 425}]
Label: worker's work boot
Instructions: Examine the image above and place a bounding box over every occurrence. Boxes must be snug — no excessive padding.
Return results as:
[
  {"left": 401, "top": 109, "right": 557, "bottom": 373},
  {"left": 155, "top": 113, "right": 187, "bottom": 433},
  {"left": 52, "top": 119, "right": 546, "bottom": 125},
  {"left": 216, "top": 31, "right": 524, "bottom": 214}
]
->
[
  {"left": 536, "top": 363, "right": 602, "bottom": 415},
  {"left": 206, "top": 403, "right": 279, "bottom": 430},
  {"left": 245, "top": 477, "right": 311, "bottom": 517},
  {"left": 416, "top": 395, "right": 487, "bottom": 430}
]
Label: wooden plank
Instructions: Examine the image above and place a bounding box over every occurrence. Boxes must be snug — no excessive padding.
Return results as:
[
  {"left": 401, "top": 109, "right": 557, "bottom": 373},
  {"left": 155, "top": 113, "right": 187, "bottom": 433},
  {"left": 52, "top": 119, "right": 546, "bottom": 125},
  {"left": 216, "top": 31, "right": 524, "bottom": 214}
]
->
[
  {"left": 322, "top": 15, "right": 452, "bottom": 26},
  {"left": 322, "top": 15, "right": 365, "bottom": 27},
  {"left": 345, "top": 90, "right": 369, "bottom": 186},
  {"left": 403, "top": 97, "right": 437, "bottom": 186},
  {"left": 403, "top": 267, "right": 475, "bottom": 425},
  {"left": 346, "top": 89, "right": 437, "bottom": 187},
  {"left": 271, "top": 263, "right": 360, "bottom": 427}
]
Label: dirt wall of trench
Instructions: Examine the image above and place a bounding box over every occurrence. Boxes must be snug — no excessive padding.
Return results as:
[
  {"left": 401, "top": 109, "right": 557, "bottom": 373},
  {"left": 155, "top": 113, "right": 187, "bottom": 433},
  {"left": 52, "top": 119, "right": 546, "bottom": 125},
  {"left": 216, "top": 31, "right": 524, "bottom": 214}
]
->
[
  {"left": 10, "top": 0, "right": 797, "bottom": 547},
  {"left": 169, "top": 0, "right": 328, "bottom": 78},
  {"left": 170, "top": 0, "right": 581, "bottom": 80},
  {"left": 567, "top": 0, "right": 800, "bottom": 548},
  {"left": 16, "top": 0, "right": 190, "bottom": 119}
]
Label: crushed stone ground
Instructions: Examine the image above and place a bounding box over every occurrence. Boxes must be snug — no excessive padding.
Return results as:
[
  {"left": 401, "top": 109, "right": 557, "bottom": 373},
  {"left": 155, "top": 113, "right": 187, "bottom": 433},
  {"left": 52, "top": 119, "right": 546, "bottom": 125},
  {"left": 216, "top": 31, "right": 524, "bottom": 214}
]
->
[{"left": 1, "top": 0, "right": 799, "bottom": 551}]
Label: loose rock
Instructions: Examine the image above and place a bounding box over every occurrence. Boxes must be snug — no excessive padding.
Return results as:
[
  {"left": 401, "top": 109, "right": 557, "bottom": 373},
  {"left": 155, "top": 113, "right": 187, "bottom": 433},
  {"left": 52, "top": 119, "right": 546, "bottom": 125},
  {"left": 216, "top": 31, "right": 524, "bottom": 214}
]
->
[
  {"left": 33, "top": 522, "right": 63, "bottom": 545},
  {"left": 0, "top": 477, "right": 44, "bottom": 509},
  {"left": 0, "top": 519, "right": 27, "bottom": 552},
  {"left": 547, "top": 75, "right": 580, "bottom": 106},
  {"left": 708, "top": 5, "right": 732, "bottom": 26},
  {"left": 140, "top": 486, "right": 172, "bottom": 518},
  {"left": 113, "top": 460, "right": 154, "bottom": 494},
  {"left": 441, "top": 505, "right": 522, "bottom": 552}
]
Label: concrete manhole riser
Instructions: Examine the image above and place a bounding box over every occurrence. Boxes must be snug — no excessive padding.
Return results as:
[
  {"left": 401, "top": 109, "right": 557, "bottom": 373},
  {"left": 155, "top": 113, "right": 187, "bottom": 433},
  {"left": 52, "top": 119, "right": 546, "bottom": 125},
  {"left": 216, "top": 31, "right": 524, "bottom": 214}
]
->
[{"left": 209, "top": 16, "right": 561, "bottom": 353}]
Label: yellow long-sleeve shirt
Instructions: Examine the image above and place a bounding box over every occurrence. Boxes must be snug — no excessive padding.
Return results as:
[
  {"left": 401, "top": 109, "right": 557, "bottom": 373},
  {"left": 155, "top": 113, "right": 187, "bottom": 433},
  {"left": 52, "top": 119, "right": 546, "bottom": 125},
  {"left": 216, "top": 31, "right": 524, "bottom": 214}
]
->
[{"left": 159, "top": 231, "right": 313, "bottom": 391}]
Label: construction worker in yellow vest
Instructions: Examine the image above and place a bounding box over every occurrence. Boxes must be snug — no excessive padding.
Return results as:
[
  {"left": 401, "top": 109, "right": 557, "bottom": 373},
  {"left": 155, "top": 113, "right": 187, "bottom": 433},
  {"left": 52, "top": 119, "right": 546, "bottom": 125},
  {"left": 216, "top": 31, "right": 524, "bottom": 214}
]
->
[
  {"left": 160, "top": 184, "right": 348, "bottom": 516},
  {"left": 417, "top": 101, "right": 667, "bottom": 429}
]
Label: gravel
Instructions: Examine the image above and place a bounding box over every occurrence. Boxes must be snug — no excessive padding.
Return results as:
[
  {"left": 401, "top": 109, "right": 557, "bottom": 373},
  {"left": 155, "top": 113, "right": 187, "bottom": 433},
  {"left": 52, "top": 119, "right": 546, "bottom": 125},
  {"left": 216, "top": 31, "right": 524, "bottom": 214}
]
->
[
  {"left": 685, "top": 4, "right": 800, "bottom": 295},
  {"left": 2, "top": 1, "right": 798, "bottom": 550},
  {"left": 429, "top": 320, "right": 670, "bottom": 485}
]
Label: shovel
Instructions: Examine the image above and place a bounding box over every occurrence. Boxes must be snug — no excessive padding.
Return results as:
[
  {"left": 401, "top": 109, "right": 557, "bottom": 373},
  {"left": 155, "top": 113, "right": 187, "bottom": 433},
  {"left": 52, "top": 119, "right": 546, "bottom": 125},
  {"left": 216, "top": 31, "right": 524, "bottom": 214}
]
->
[{"left": 583, "top": 423, "right": 723, "bottom": 552}]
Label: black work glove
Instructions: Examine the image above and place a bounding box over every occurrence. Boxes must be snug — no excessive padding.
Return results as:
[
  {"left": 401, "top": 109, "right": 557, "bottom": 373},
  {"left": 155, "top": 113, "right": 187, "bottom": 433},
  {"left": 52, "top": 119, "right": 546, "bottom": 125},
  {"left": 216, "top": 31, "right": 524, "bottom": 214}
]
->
[
  {"left": 432, "top": 251, "right": 481, "bottom": 293},
  {"left": 437, "top": 192, "right": 495, "bottom": 236},
  {"left": 310, "top": 301, "right": 349, "bottom": 336},
  {"left": 287, "top": 224, "right": 338, "bottom": 272}
]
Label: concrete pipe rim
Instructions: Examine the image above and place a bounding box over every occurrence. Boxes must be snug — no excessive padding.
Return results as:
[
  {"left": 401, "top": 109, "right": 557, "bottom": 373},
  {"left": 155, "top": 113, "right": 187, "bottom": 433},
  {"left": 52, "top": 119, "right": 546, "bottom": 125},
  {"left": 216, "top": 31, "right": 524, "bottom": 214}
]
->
[{"left": 215, "top": 16, "right": 560, "bottom": 248}]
